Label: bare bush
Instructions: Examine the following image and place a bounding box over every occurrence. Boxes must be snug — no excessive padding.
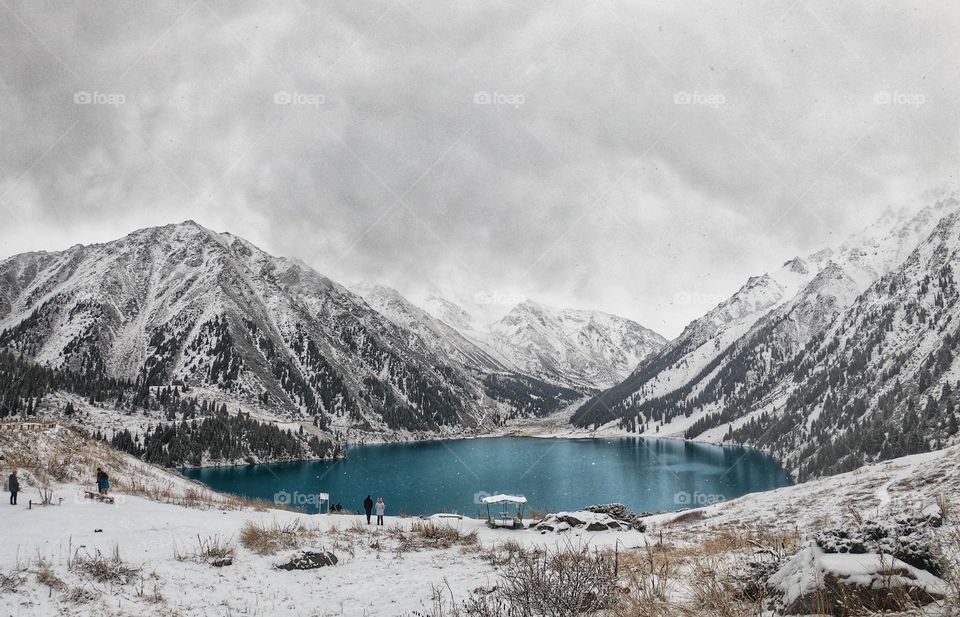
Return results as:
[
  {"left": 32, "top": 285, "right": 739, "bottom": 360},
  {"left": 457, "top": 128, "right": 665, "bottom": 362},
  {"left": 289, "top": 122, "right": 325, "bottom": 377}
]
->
[{"left": 494, "top": 542, "right": 619, "bottom": 616}]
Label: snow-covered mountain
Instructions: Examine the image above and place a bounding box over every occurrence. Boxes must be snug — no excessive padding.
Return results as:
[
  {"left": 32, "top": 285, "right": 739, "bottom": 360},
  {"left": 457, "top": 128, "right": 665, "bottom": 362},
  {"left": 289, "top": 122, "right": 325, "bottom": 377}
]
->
[
  {"left": 350, "top": 283, "right": 503, "bottom": 374},
  {"left": 351, "top": 285, "right": 667, "bottom": 412},
  {"left": 361, "top": 288, "right": 668, "bottom": 392},
  {"left": 0, "top": 222, "right": 665, "bottom": 434},
  {"left": 573, "top": 186, "right": 960, "bottom": 478},
  {"left": 472, "top": 301, "right": 667, "bottom": 391},
  {"left": 0, "top": 222, "right": 504, "bottom": 434}
]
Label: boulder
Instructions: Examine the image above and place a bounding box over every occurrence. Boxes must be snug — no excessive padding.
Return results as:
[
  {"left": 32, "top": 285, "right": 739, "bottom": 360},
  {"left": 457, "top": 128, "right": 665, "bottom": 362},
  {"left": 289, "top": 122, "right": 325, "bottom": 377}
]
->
[
  {"left": 768, "top": 542, "right": 947, "bottom": 615},
  {"left": 584, "top": 503, "right": 647, "bottom": 531},
  {"left": 815, "top": 514, "right": 944, "bottom": 576},
  {"left": 533, "top": 510, "right": 640, "bottom": 534},
  {"left": 276, "top": 551, "right": 338, "bottom": 571}
]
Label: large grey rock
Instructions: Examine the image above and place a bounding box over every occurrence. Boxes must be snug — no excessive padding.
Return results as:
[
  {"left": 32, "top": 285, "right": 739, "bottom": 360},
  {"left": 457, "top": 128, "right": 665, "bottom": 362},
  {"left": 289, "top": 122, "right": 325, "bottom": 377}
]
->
[{"left": 276, "top": 551, "right": 338, "bottom": 571}]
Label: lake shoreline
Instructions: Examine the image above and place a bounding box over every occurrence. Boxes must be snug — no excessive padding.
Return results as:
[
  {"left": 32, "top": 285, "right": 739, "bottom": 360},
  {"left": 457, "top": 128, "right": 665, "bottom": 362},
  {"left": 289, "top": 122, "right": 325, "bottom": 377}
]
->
[{"left": 182, "top": 434, "right": 795, "bottom": 516}]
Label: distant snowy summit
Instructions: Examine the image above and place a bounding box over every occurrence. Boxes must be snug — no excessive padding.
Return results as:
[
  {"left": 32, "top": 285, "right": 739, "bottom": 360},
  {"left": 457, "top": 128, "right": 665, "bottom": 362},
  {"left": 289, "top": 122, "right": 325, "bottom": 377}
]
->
[
  {"left": 0, "top": 222, "right": 665, "bottom": 435},
  {"left": 353, "top": 284, "right": 667, "bottom": 392}
]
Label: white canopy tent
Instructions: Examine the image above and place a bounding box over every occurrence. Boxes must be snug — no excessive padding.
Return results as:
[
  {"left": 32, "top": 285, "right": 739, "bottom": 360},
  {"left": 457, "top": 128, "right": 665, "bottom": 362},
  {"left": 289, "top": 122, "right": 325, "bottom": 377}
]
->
[
  {"left": 482, "top": 494, "right": 527, "bottom": 528},
  {"left": 481, "top": 494, "right": 527, "bottom": 505}
]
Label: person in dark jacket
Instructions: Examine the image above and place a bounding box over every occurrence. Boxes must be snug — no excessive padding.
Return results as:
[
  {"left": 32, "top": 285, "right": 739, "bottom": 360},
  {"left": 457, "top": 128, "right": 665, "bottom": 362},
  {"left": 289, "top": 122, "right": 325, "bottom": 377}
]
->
[
  {"left": 363, "top": 495, "right": 374, "bottom": 524},
  {"left": 96, "top": 468, "right": 110, "bottom": 495},
  {"left": 8, "top": 471, "right": 18, "bottom": 505}
]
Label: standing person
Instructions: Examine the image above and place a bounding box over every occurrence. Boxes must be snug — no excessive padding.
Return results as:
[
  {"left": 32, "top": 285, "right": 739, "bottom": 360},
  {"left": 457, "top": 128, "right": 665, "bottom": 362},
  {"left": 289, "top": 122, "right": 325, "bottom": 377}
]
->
[
  {"left": 96, "top": 468, "right": 110, "bottom": 495},
  {"left": 7, "top": 470, "right": 18, "bottom": 506},
  {"left": 363, "top": 495, "right": 374, "bottom": 524},
  {"left": 375, "top": 496, "right": 385, "bottom": 526}
]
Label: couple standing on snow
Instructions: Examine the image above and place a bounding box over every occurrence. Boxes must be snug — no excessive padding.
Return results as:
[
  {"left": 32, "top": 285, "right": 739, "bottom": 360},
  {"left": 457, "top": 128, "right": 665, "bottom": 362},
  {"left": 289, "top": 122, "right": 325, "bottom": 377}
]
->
[{"left": 363, "top": 495, "right": 385, "bottom": 525}]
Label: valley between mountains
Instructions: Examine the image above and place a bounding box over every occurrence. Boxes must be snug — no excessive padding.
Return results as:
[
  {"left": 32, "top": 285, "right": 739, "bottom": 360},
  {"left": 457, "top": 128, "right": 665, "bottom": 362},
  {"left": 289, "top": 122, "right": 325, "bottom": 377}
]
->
[{"left": 2, "top": 185, "right": 960, "bottom": 479}]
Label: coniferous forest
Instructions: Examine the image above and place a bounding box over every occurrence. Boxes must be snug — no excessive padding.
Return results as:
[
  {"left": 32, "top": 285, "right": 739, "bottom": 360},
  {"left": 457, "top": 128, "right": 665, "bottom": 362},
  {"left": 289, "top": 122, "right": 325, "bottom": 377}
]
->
[{"left": 0, "top": 349, "right": 338, "bottom": 467}]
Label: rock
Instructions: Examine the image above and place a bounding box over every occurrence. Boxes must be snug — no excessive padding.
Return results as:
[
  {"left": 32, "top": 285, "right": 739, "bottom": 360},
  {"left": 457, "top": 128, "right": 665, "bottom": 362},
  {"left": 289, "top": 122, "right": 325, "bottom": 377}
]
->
[
  {"left": 276, "top": 551, "right": 338, "bottom": 571},
  {"left": 534, "top": 510, "right": 640, "bottom": 534},
  {"left": 769, "top": 543, "right": 947, "bottom": 615},
  {"left": 584, "top": 503, "right": 647, "bottom": 532},
  {"left": 815, "top": 514, "right": 944, "bottom": 576}
]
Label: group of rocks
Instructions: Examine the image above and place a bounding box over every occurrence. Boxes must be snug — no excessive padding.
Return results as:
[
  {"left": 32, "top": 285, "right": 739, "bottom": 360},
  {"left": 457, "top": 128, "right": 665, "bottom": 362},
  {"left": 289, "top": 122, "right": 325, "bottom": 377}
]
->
[{"left": 533, "top": 503, "right": 647, "bottom": 533}]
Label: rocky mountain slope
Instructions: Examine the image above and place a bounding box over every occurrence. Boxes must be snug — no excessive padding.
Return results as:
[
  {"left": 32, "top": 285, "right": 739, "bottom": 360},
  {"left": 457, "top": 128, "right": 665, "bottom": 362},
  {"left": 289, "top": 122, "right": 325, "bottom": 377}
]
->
[
  {"left": 572, "top": 186, "right": 960, "bottom": 479},
  {"left": 0, "top": 222, "right": 497, "bottom": 434},
  {"left": 0, "top": 223, "right": 664, "bottom": 435}
]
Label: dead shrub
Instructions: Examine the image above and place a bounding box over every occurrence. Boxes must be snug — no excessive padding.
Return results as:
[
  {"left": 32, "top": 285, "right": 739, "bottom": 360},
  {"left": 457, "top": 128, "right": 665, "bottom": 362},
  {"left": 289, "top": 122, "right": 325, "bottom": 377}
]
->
[{"left": 469, "top": 542, "right": 619, "bottom": 616}]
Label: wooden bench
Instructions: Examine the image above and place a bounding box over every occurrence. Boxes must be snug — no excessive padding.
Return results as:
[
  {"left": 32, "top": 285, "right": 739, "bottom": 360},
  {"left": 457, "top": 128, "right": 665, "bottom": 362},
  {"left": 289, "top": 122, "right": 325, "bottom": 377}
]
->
[{"left": 83, "top": 491, "right": 115, "bottom": 505}]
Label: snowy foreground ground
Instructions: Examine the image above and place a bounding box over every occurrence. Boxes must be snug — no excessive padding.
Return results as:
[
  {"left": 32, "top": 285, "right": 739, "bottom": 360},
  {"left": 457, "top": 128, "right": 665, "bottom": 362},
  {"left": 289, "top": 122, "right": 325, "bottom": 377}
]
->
[{"left": 1, "top": 427, "right": 958, "bottom": 616}]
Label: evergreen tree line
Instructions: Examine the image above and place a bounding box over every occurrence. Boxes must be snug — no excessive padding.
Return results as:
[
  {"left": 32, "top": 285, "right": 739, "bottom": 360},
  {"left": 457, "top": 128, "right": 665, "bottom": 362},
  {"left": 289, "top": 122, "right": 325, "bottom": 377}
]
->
[{"left": 105, "top": 406, "right": 339, "bottom": 467}]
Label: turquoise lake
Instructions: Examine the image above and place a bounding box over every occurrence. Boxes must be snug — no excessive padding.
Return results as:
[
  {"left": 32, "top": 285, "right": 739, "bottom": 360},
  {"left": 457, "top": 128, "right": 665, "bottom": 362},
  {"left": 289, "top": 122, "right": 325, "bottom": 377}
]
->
[{"left": 182, "top": 437, "right": 793, "bottom": 516}]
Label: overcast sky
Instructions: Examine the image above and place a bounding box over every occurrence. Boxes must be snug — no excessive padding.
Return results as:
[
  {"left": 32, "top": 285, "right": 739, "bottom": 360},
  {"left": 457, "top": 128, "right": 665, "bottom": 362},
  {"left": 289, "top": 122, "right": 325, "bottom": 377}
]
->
[{"left": 1, "top": 0, "right": 958, "bottom": 336}]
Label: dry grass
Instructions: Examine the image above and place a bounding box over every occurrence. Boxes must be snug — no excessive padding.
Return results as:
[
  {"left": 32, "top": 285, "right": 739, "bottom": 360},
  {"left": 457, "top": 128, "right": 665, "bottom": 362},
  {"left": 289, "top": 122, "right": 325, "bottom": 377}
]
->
[
  {"left": 34, "top": 555, "right": 65, "bottom": 591},
  {"left": 69, "top": 546, "right": 140, "bottom": 585},
  {"left": 65, "top": 586, "right": 98, "bottom": 604},
  {"left": 665, "top": 509, "right": 707, "bottom": 526},
  {"left": 174, "top": 534, "right": 236, "bottom": 564},
  {"left": 941, "top": 518, "right": 960, "bottom": 616},
  {"left": 239, "top": 519, "right": 320, "bottom": 555},
  {"left": 408, "top": 520, "right": 479, "bottom": 550},
  {"left": 0, "top": 566, "right": 27, "bottom": 593}
]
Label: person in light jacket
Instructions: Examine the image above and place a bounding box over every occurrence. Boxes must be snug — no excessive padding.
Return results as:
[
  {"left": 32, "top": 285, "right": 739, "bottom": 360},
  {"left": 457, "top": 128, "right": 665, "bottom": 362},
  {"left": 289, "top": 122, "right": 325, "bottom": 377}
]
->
[
  {"left": 375, "top": 497, "right": 385, "bottom": 525},
  {"left": 8, "top": 471, "right": 19, "bottom": 506}
]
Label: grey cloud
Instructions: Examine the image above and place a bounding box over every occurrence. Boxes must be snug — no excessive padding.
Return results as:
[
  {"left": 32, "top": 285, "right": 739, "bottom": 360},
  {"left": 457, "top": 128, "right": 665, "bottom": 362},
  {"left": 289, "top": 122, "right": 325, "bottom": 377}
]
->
[{"left": 1, "top": 0, "right": 958, "bottom": 336}]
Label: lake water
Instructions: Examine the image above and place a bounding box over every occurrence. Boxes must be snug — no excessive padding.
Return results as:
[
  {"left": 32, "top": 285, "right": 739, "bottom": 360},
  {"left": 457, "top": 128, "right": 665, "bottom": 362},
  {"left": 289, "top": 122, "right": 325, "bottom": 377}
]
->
[{"left": 182, "top": 437, "right": 792, "bottom": 516}]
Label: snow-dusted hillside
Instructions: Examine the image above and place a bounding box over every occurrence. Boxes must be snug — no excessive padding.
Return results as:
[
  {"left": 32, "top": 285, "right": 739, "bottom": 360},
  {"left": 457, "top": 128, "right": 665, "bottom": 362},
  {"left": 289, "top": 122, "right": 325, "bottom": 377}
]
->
[
  {"left": 1, "top": 425, "right": 956, "bottom": 616},
  {"left": 572, "top": 186, "right": 960, "bottom": 479}
]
